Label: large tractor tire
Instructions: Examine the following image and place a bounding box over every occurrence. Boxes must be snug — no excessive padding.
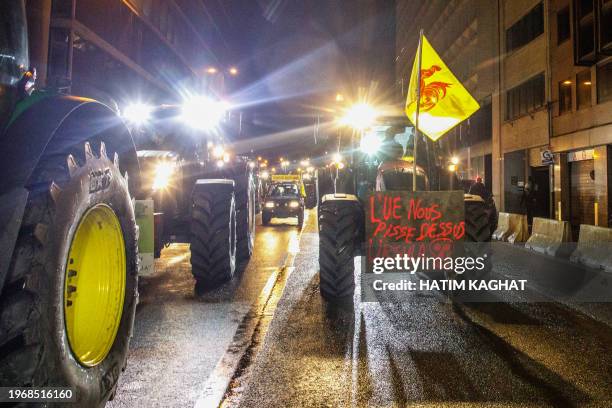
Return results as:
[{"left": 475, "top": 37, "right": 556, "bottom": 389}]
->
[
  {"left": 317, "top": 168, "right": 334, "bottom": 206},
  {"left": 234, "top": 174, "right": 256, "bottom": 262},
  {"left": 262, "top": 212, "right": 272, "bottom": 226},
  {"left": 444, "top": 197, "right": 493, "bottom": 294},
  {"left": 190, "top": 181, "right": 237, "bottom": 291},
  {"left": 465, "top": 198, "right": 493, "bottom": 243},
  {"left": 0, "top": 142, "right": 138, "bottom": 406},
  {"left": 464, "top": 198, "right": 493, "bottom": 278},
  {"left": 318, "top": 198, "right": 361, "bottom": 301}
]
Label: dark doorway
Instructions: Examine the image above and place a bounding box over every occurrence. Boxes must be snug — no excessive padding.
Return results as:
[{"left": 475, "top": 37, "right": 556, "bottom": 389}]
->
[
  {"left": 531, "top": 166, "right": 550, "bottom": 218},
  {"left": 570, "top": 159, "right": 595, "bottom": 232}
]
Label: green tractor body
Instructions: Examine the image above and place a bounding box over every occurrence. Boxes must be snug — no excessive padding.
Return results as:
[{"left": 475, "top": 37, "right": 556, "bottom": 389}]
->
[{"left": 0, "top": 1, "right": 251, "bottom": 404}]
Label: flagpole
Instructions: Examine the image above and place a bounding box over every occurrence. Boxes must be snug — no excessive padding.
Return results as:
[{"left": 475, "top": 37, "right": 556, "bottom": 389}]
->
[{"left": 413, "top": 29, "right": 424, "bottom": 192}]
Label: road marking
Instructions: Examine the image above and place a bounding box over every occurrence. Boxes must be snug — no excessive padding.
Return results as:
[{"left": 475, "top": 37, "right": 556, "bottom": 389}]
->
[
  {"left": 350, "top": 258, "right": 362, "bottom": 408},
  {"left": 194, "top": 210, "right": 308, "bottom": 408}
]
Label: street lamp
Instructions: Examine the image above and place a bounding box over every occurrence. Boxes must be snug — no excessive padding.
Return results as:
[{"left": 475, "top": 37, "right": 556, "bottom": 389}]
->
[
  {"left": 206, "top": 67, "right": 218, "bottom": 74},
  {"left": 339, "top": 103, "right": 378, "bottom": 130},
  {"left": 229, "top": 67, "right": 239, "bottom": 76}
]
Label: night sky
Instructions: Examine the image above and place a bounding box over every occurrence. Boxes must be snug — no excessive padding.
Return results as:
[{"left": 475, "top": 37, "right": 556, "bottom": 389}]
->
[{"left": 189, "top": 0, "right": 396, "bottom": 159}]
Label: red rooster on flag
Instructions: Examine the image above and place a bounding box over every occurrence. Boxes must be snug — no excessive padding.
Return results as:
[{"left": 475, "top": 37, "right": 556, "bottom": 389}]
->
[{"left": 418, "top": 65, "right": 452, "bottom": 112}]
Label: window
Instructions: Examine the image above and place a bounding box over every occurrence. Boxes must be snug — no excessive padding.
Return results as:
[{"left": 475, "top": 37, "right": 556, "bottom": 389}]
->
[
  {"left": 506, "top": 3, "right": 544, "bottom": 52},
  {"left": 557, "top": 7, "right": 570, "bottom": 44},
  {"left": 601, "top": 0, "right": 612, "bottom": 54},
  {"left": 597, "top": 61, "right": 612, "bottom": 103},
  {"left": 506, "top": 73, "right": 546, "bottom": 120},
  {"left": 577, "top": 70, "right": 592, "bottom": 108},
  {"left": 574, "top": 0, "right": 595, "bottom": 64},
  {"left": 572, "top": 0, "right": 612, "bottom": 64},
  {"left": 559, "top": 79, "right": 573, "bottom": 114}
]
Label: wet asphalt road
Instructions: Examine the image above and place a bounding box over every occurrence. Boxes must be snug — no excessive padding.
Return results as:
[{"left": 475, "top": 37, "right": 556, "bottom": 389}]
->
[
  {"left": 109, "top": 208, "right": 612, "bottom": 407},
  {"left": 107, "top": 213, "right": 303, "bottom": 408},
  {"left": 231, "top": 214, "right": 612, "bottom": 407}
]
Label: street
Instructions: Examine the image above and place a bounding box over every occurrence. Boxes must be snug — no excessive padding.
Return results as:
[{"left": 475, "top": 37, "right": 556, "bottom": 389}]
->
[
  {"left": 6, "top": 2, "right": 612, "bottom": 407},
  {"left": 108, "top": 213, "right": 304, "bottom": 407},
  {"left": 110, "top": 209, "right": 611, "bottom": 407}
]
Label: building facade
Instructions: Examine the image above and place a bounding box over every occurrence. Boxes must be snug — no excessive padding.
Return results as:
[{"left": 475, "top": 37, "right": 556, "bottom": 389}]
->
[{"left": 396, "top": 0, "right": 612, "bottom": 234}]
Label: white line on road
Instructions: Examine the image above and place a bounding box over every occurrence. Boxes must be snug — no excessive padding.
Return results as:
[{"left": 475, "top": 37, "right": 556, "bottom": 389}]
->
[{"left": 194, "top": 211, "right": 308, "bottom": 408}]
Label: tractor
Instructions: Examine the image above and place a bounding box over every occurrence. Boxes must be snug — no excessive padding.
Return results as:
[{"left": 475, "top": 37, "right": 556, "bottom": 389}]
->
[
  {"left": 129, "top": 103, "right": 257, "bottom": 291},
  {"left": 317, "top": 117, "right": 497, "bottom": 300},
  {"left": 0, "top": 1, "right": 252, "bottom": 405}
]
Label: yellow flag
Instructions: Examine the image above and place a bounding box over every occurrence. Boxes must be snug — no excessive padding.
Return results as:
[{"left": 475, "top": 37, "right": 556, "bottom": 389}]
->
[{"left": 406, "top": 35, "right": 480, "bottom": 141}]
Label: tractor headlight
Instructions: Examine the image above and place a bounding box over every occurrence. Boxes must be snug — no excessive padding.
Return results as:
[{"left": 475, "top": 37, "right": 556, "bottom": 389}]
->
[
  {"left": 265, "top": 201, "right": 275, "bottom": 208},
  {"left": 181, "top": 96, "right": 228, "bottom": 130},
  {"left": 152, "top": 162, "right": 175, "bottom": 190},
  {"left": 123, "top": 103, "right": 153, "bottom": 126},
  {"left": 212, "top": 145, "right": 225, "bottom": 159},
  {"left": 289, "top": 201, "right": 299, "bottom": 208},
  {"left": 360, "top": 132, "right": 382, "bottom": 155}
]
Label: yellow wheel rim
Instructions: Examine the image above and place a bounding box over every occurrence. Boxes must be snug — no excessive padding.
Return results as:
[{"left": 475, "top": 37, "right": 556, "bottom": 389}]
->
[{"left": 64, "top": 204, "right": 126, "bottom": 367}]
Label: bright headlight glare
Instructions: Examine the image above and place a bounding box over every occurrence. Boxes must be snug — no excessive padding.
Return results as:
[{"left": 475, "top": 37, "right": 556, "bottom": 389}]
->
[
  {"left": 265, "top": 201, "right": 275, "bottom": 208},
  {"left": 212, "top": 145, "right": 225, "bottom": 158},
  {"left": 302, "top": 173, "right": 312, "bottom": 181},
  {"left": 340, "top": 103, "right": 378, "bottom": 130},
  {"left": 360, "top": 132, "right": 382, "bottom": 155},
  {"left": 123, "top": 103, "right": 153, "bottom": 126},
  {"left": 181, "top": 96, "right": 227, "bottom": 130},
  {"left": 289, "top": 201, "right": 299, "bottom": 208},
  {"left": 261, "top": 171, "right": 270, "bottom": 180},
  {"left": 152, "top": 162, "right": 174, "bottom": 190},
  {"left": 216, "top": 160, "right": 225, "bottom": 168}
]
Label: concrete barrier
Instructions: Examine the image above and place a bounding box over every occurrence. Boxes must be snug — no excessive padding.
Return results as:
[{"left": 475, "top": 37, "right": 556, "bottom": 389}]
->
[
  {"left": 492, "top": 212, "right": 529, "bottom": 243},
  {"left": 508, "top": 214, "right": 529, "bottom": 244},
  {"left": 492, "top": 212, "right": 510, "bottom": 241},
  {"left": 525, "top": 217, "right": 572, "bottom": 257},
  {"left": 570, "top": 224, "right": 612, "bottom": 271}
]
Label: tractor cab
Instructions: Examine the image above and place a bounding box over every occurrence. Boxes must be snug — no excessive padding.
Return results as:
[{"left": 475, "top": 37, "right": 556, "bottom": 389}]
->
[
  {"left": 375, "top": 159, "right": 429, "bottom": 192},
  {"left": 0, "top": 0, "right": 30, "bottom": 129}
]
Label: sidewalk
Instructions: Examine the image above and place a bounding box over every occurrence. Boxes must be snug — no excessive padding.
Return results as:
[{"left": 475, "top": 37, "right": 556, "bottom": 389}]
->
[{"left": 490, "top": 241, "right": 612, "bottom": 327}]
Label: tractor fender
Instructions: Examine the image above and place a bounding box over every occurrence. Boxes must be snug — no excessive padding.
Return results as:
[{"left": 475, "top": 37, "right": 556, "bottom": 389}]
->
[
  {"left": 192, "top": 179, "right": 236, "bottom": 201},
  {"left": 0, "top": 95, "right": 140, "bottom": 293},
  {"left": 194, "top": 178, "right": 235, "bottom": 190},
  {"left": 321, "top": 193, "right": 360, "bottom": 204},
  {"left": 463, "top": 194, "right": 485, "bottom": 203}
]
